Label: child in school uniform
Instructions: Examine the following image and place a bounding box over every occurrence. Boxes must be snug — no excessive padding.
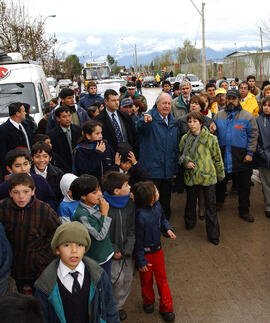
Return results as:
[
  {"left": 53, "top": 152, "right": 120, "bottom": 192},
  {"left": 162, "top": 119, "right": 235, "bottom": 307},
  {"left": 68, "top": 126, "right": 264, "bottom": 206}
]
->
[
  {"left": 133, "top": 181, "right": 176, "bottom": 322},
  {"left": 34, "top": 221, "right": 120, "bottom": 323}
]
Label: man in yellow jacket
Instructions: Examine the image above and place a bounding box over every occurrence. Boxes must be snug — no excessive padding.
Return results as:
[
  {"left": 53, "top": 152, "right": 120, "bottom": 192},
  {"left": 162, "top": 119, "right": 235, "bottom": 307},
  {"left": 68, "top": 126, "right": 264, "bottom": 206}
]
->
[{"left": 239, "top": 81, "right": 259, "bottom": 116}]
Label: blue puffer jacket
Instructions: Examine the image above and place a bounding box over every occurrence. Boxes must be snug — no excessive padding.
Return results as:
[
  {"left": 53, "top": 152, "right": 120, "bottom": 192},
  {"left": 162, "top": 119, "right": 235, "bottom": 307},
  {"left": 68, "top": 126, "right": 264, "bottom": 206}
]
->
[
  {"left": 79, "top": 93, "right": 104, "bottom": 111},
  {"left": 34, "top": 257, "right": 120, "bottom": 323},
  {"left": 255, "top": 113, "right": 270, "bottom": 169},
  {"left": 135, "top": 201, "right": 172, "bottom": 268},
  {"left": 136, "top": 107, "right": 179, "bottom": 179},
  {"left": 213, "top": 105, "right": 258, "bottom": 173}
]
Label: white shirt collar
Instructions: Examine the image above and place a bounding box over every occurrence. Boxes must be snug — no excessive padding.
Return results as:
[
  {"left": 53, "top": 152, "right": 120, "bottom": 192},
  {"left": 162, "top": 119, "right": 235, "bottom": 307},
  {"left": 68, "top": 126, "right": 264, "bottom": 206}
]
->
[
  {"left": 34, "top": 165, "right": 48, "bottom": 178},
  {"left": 9, "top": 118, "right": 21, "bottom": 130},
  {"left": 58, "top": 259, "right": 85, "bottom": 278}
]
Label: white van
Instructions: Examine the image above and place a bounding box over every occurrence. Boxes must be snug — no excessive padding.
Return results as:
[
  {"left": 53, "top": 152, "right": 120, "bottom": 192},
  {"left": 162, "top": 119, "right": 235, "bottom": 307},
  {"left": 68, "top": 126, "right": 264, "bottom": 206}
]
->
[{"left": 0, "top": 52, "right": 52, "bottom": 124}]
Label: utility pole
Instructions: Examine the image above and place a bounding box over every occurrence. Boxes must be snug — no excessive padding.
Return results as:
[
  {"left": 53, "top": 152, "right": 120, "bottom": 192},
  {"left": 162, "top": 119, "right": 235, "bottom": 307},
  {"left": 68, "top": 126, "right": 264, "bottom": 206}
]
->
[
  {"left": 260, "top": 27, "right": 263, "bottom": 52},
  {"left": 201, "top": 3, "right": 206, "bottom": 84},
  {"left": 190, "top": 1, "right": 207, "bottom": 84},
  {"left": 134, "top": 44, "right": 138, "bottom": 74}
]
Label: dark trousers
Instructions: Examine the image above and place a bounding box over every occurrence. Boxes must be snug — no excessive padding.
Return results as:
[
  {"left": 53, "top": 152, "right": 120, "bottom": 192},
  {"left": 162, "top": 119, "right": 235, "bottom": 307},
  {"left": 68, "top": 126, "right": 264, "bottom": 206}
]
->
[
  {"left": 185, "top": 184, "right": 219, "bottom": 242},
  {"left": 216, "top": 170, "right": 252, "bottom": 215},
  {"left": 152, "top": 179, "right": 172, "bottom": 219}
]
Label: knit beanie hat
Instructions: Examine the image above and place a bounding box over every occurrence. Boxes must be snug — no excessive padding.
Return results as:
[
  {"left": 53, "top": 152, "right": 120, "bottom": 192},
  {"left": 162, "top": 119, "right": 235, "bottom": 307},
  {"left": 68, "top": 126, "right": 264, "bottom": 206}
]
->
[{"left": 51, "top": 222, "right": 91, "bottom": 254}]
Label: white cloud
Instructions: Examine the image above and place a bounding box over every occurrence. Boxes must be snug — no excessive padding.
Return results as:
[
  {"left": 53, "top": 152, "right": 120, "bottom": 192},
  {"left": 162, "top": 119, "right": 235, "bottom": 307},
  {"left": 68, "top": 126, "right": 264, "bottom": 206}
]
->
[{"left": 86, "top": 36, "right": 101, "bottom": 45}]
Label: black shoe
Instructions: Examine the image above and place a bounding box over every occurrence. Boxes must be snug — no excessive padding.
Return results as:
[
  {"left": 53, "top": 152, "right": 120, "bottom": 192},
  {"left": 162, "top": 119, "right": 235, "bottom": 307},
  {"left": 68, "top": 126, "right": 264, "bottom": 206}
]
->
[
  {"left": 265, "top": 211, "right": 270, "bottom": 218},
  {"left": 143, "top": 304, "right": 154, "bottom": 313},
  {"left": 118, "top": 309, "right": 127, "bottom": 321},
  {"left": 239, "top": 213, "right": 254, "bottom": 223},
  {"left": 160, "top": 311, "right": 175, "bottom": 321},
  {"left": 198, "top": 215, "right": 205, "bottom": 221},
  {"left": 209, "top": 239, "right": 219, "bottom": 245}
]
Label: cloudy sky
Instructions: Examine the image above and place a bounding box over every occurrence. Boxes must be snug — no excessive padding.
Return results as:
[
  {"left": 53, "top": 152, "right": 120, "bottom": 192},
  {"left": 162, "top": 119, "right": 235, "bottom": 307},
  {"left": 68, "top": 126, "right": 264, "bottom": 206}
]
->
[{"left": 24, "top": 0, "right": 270, "bottom": 63}]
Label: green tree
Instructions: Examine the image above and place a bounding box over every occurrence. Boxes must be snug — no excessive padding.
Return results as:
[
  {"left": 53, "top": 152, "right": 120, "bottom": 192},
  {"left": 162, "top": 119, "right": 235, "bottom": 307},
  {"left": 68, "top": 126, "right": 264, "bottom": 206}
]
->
[
  {"left": 63, "top": 54, "right": 82, "bottom": 79},
  {"left": 107, "top": 54, "right": 115, "bottom": 66},
  {"left": 176, "top": 40, "right": 201, "bottom": 64},
  {"left": 0, "top": 0, "right": 56, "bottom": 68}
]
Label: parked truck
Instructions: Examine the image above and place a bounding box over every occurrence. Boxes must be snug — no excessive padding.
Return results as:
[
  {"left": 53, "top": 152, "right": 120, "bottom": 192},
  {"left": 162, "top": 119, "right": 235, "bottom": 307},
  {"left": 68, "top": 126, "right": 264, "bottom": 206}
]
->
[{"left": 82, "top": 61, "right": 126, "bottom": 96}]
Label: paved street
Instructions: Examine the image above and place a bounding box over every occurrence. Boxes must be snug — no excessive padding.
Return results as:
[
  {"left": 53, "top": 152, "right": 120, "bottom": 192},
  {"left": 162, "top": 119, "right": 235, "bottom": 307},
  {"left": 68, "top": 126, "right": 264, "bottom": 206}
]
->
[
  {"left": 125, "top": 183, "right": 269, "bottom": 323},
  {"left": 124, "top": 91, "right": 269, "bottom": 322}
]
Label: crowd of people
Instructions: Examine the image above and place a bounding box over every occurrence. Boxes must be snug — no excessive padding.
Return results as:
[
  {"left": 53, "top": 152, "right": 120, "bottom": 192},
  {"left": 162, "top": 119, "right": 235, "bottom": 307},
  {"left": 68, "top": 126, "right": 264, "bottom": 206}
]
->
[{"left": 0, "top": 74, "right": 269, "bottom": 322}]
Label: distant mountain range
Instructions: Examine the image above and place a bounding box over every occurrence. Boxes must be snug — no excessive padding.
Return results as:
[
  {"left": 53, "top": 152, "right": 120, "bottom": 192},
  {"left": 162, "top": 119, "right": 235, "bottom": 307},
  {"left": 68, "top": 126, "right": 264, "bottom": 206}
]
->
[{"left": 117, "top": 45, "right": 270, "bottom": 67}]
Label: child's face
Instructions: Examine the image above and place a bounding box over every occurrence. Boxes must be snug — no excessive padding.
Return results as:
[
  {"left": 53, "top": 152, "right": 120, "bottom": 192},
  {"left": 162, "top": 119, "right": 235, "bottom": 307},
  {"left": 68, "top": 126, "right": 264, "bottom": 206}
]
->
[
  {"left": 151, "top": 185, "right": 159, "bottom": 206},
  {"left": 9, "top": 184, "right": 35, "bottom": 207},
  {"left": 120, "top": 161, "right": 132, "bottom": 172},
  {"left": 86, "top": 126, "right": 103, "bottom": 141},
  {"left": 32, "top": 150, "right": 51, "bottom": 172},
  {"left": 263, "top": 102, "right": 270, "bottom": 115},
  {"left": 114, "top": 181, "right": 130, "bottom": 196},
  {"left": 82, "top": 186, "right": 102, "bottom": 207},
  {"left": 56, "top": 242, "right": 86, "bottom": 270},
  {"left": 7, "top": 156, "right": 31, "bottom": 174}
]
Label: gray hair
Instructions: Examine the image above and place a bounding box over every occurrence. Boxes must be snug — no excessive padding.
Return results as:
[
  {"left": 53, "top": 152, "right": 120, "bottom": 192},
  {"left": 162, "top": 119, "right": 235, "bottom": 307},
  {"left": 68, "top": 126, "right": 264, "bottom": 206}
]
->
[
  {"left": 180, "top": 80, "right": 192, "bottom": 89},
  {"left": 156, "top": 92, "right": 172, "bottom": 104}
]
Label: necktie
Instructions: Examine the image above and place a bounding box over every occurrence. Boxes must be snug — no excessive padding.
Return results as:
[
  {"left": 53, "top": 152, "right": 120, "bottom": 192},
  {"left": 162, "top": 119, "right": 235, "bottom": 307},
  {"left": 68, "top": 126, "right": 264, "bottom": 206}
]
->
[
  {"left": 18, "top": 124, "right": 28, "bottom": 148},
  {"left": 70, "top": 271, "right": 80, "bottom": 294},
  {"left": 111, "top": 113, "right": 123, "bottom": 143},
  {"left": 186, "top": 99, "right": 189, "bottom": 106},
  {"left": 65, "top": 128, "right": 73, "bottom": 153}
]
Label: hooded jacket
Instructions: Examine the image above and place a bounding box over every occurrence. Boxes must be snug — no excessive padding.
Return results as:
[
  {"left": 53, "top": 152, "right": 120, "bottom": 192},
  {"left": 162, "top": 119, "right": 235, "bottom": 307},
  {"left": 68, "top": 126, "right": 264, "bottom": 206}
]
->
[
  {"left": 179, "top": 126, "right": 225, "bottom": 186},
  {"left": 34, "top": 257, "right": 120, "bottom": 323},
  {"left": 58, "top": 173, "right": 79, "bottom": 223},
  {"left": 213, "top": 104, "right": 258, "bottom": 173}
]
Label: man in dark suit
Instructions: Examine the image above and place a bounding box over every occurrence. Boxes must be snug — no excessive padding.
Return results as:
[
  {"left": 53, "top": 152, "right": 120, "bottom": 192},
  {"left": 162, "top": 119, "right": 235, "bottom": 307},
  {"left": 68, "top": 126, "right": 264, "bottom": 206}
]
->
[
  {"left": 0, "top": 102, "right": 33, "bottom": 180},
  {"left": 47, "top": 106, "right": 81, "bottom": 173},
  {"left": 95, "top": 89, "right": 139, "bottom": 157}
]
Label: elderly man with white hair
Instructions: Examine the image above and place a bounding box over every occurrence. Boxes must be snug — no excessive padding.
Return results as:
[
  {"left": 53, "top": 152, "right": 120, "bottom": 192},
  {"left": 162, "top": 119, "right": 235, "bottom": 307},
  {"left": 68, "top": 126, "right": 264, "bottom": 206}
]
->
[
  {"left": 171, "top": 80, "right": 194, "bottom": 120},
  {"left": 136, "top": 93, "right": 179, "bottom": 220}
]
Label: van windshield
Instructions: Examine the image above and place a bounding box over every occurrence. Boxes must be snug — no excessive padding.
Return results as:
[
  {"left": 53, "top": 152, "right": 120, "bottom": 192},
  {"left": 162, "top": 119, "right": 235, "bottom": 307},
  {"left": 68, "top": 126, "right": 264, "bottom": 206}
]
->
[{"left": 0, "top": 83, "right": 38, "bottom": 117}]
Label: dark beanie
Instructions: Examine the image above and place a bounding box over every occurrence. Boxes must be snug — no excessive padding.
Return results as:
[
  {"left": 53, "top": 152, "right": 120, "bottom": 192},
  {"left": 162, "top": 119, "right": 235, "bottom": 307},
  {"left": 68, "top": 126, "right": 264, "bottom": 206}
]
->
[
  {"left": 116, "top": 142, "right": 133, "bottom": 162},
  {"left": 51, "top": 222, "right": 91, "bottom": 254}
]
